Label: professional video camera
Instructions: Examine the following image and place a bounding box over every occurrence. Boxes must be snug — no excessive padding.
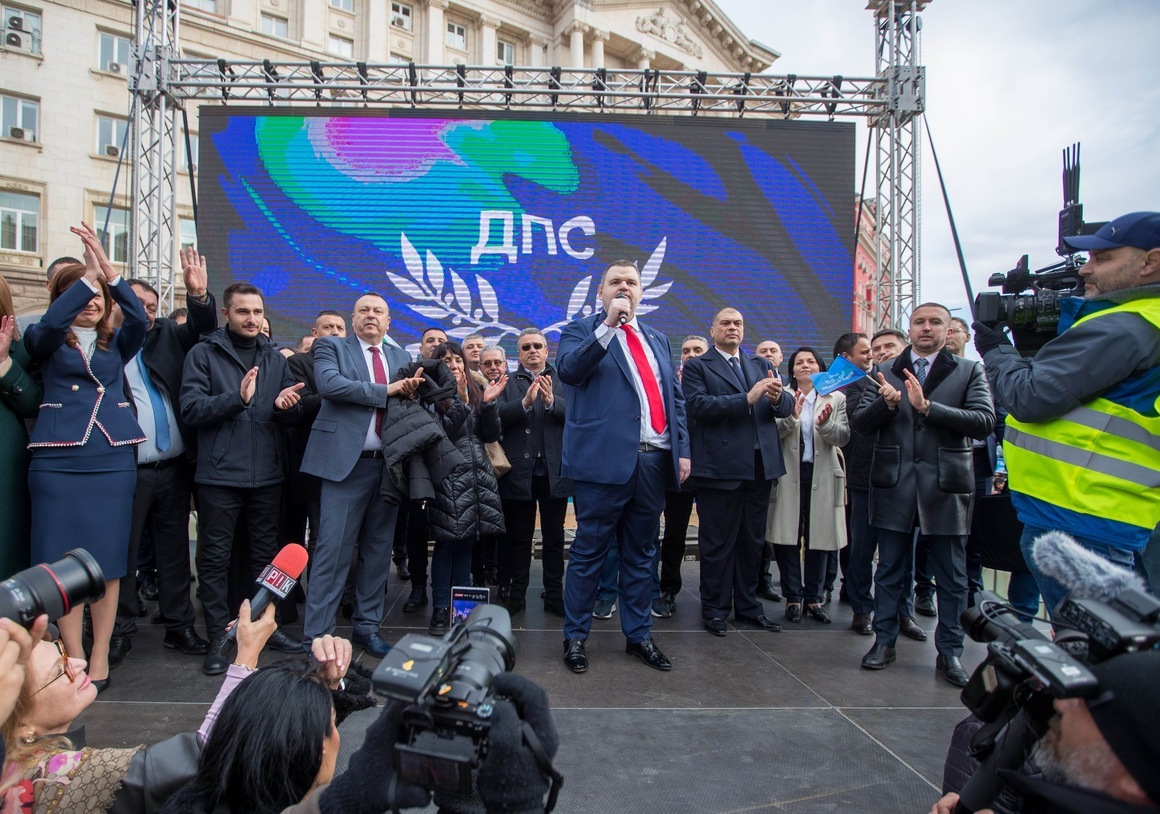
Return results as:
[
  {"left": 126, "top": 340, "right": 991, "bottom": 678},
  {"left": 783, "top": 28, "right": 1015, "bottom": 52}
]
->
[
  {"left": 371, "top": 603, "right": 518, "bottom": 795},
  {"left": 0, "top": 548, "right": 105, "bottom": 625},
  {"left": 949, "top": 532, "right": 1160, "bottom": 813},
  {"left": 973, "top": 144, "right": 1105, "bottom": 356}
]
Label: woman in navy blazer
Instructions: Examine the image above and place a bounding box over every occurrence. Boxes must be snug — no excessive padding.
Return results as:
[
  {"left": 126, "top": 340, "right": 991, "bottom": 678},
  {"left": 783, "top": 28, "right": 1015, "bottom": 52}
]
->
[{"left": 23, "top": 223, "right": 147, "bottom": 689}]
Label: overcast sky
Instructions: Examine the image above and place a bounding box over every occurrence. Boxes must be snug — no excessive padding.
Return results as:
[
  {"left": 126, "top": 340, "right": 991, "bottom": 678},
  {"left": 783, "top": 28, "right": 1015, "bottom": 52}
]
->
[{"left": 714, "top": 0, "right": 1160, "bottom": 339}]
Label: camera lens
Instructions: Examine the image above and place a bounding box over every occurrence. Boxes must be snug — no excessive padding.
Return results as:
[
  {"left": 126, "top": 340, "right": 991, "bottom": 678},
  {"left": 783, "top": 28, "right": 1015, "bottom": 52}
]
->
[{"left": 0, "top": 549, "right": 106, "bottom": 626}]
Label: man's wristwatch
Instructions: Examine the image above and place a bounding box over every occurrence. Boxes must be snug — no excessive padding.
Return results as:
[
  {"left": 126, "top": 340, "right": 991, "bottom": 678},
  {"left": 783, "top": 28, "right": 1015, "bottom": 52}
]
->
[{"left": 920, "top": 400, "right": 932, "bottom": 416}]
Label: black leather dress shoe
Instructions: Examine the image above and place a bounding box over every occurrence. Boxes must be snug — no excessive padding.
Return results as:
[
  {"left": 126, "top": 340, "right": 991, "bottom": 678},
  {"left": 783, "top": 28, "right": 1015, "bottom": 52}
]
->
[
  {"left": 704, "top": 617, "right": 728, "bottom": 637},
  {"left": 268, "top": 629, "right": 309, "bottom": 654},
  {"left": 138, "top": 572, "right": 160, "bottom": 601},
  {"left": 563, "top": 639, "right": 588, "bottom": 673},
  {"left": 806, "top": 604, "right": 832, "bottom": 624},
  {"left": 861, "top": 642, "right": 897, "bottom": 670},
  {"left": 757, "top": 579, "right": 782, "bottom": 602},
  {"left": 108, "top": 636, "right": 132, "bottom": 669},
  {"left": 785, "top": 602, "right": 803, "bottom": 623},
  {"left": 900, "top": 616, "right": 928, "bottom": 642},
  {"left": 394, "top": 560, "right": 412, "bottom": 582},
  {"left": 163, "top": 626, "right": 210, "bottom": 655},
  {"left": 738, "top": 614, "right": 783, "bottom": 632},
  {"left": 203, "top": 637, "right": 231, "bottom": 676},
  {"left": 543, "top": 598, "right": 565, "bottom": 618},
  {"left": 936, "top": 655, "right": 970, "bottom": 687},
  {"left": 91, "top": 676, "right": 111, "bottom": 694},
  {"left": 429, "top": 607, "right": 451, "bottom": 636},
  {"left": 915, "top": 595, "right": 937, "bottom": 617},
  {"left": 352, "top": 631, "right": 393, "bottom": 657},
  {"left": 850, "top": 613, "right": 873, "bottom": 636},
  {"left": 402, "top": 587, "right": 428, "bottom": 614},
  {"left": 625, "top": 637, "right": 672, "bottom": 671},
  {"left": 661, "top": 592, "right": 677, "bottom": 613}
]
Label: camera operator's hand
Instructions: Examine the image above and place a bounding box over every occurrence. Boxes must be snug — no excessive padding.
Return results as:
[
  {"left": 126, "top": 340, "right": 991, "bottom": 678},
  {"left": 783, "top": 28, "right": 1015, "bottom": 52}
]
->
[
  {"left": 319, "top": 699, "right": 431, "bottom": 814},
  {"left": 929, "top": 791, "right": 995, "bottom": 814},
  {"left": 311, "top": 635, "right": 352, "bottom": 689},
  {"left": 477, "top": 673, "right": 561, "bottom": 814},
  {"left": 0, "top": 615, "right": 47, "bottom": 727},
  {"left": 971, "top": 321, "right": 1011, "bottom": 357}
]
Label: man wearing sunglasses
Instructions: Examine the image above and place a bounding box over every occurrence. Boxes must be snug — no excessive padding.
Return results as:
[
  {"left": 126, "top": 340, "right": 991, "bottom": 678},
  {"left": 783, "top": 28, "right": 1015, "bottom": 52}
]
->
[{"left": 496, "top": 328, "right": 573, "bottom": 619}]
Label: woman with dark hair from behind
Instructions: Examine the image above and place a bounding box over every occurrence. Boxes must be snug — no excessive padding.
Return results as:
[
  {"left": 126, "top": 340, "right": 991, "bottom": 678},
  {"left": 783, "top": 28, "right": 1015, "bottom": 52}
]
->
[
  {"left": 0, "top": 273, "right": 43, "bottom": 578},
  {"left": 766, "top": 346, "right": 850, "bottom": 625},
  {"left": 426, "top": 341, "right": 508, "bottom": 635},
  {"left": 21, "top": 223, "right": 148, "bottom": 690}
]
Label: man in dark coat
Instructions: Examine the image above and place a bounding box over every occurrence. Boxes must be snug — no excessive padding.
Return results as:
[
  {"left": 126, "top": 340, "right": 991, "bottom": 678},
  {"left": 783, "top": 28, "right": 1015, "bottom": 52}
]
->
[
  {"left": 496, "top": 328, "right": 572, "bottom": 617},
  {"left": 110, "top": 247, "right": 217, "bottom": 666},
  {"left": 851, "top": 302, "right": 994, "bottom": 687},
  {"left": 180, "top": 283, "right": 305, "bottom": 674}
]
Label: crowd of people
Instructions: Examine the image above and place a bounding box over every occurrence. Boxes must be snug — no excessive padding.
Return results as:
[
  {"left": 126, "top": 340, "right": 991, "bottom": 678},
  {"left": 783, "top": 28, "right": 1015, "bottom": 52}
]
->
[{"left": 0, "top": 210, "right": 1157, "bottom": 813}]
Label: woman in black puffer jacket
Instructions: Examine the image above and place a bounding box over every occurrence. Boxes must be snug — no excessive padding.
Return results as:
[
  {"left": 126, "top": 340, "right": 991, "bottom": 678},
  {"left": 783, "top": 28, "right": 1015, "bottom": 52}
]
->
[{"left": 427, "top": 342, "right": 509, "bottom": 635}]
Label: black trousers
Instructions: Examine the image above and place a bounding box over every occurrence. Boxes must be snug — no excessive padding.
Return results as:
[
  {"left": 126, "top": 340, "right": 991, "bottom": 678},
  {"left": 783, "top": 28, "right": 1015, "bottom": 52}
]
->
[
  {"left": 501, "top": 475, "right": 567, "bottom": 603},
  {"left": 196, "top": 483, "right": 282, "bottom": 638},
  {"left": 658, "top": 489, "right": 695, "bottom": 596},
  {"left": 404, "top": 501, "right": 430, "bottom": 589},
  {"left": 773, "top": 462, "right": 828, "bottom": 604},
  {"left": 114, "top": 461, "right": 196, "bottom": 637},
  {"left": 696, "top": 480, "right": 770, "bottom": 620}
]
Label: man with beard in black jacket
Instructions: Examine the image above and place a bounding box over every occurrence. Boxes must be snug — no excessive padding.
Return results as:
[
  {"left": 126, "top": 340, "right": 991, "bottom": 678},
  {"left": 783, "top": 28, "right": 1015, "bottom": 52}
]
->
[
  {"left": 180, "top": 283, "right": 305, "bottom": 675},
  {"left": 931, "top": 650, "right": 1160, "bottom": 814}
]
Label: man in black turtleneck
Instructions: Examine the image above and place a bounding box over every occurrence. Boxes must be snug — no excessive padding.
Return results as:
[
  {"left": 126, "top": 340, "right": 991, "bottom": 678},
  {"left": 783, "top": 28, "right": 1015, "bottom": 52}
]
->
[{"left": 180, "top": 283, "right": 305, "bottom": 675}]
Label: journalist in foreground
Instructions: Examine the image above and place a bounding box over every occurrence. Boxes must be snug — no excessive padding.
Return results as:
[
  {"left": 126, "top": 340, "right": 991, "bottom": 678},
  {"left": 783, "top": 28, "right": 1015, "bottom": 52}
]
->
[
  {"left": 974, "top": 211, "right": 1160, "bottom": 616},
  {"left": 931, "top": 649, "right": 1160, "bottom": 814}
]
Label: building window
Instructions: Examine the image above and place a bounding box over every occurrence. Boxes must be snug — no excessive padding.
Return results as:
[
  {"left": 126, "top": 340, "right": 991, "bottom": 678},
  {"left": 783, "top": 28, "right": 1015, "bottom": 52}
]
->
[
  {"left": 328, "top": 34, "right": 353, "bottom": 58},
  {"left": 98, "top": 32, "right": 131, "bottom": 74},
  {"left": 3, "top": 5, "right": 41, "bottom": 54},
  {"left": 0, "top": 190, "right": 38, "bottom": 253},
  {"left": 182, "top": 0, "right": 218, "bottom": 13},
  {"left": 179, "top": 217, "right": 197, "bottom": 251},
  {"left": 330, "top": 0, "right": 353, "bottom": 11},
  {"left": 181, "top": 134, "right": 198, "bottom": 172},
  {"left": 1, "top": 94, "right": 38, "bottom": 142},
  {"left": 97, "top": 115, "right": 128, "bottom": 157},
  {"left": 445, "top": 21, "right": 466, "bottom": 51},
  {"left": 496, "top": 39, "right": 515, "bottom": 66},
  {"left": 388, "top": 53, "right": 409, "bottom": 64},
  {"left": 94, "top": 205, "right": 131, "bottom": 264},
  {"left": 390, "top": 2, "right": 411, "bottom": 31},
  {"left": 260, "top": 13, "right": 288, "bottom": 39}
]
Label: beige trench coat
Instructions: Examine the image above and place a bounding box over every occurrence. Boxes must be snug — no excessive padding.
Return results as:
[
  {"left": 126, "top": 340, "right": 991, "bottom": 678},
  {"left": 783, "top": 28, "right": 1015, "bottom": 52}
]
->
[{"left": 765, "top": 389, "right": 850, "bottom": 551}]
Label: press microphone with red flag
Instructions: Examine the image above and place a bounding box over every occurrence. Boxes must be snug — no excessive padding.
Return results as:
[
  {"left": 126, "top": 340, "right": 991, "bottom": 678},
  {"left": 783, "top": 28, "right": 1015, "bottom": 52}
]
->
[{"left": 225, "top": 543, "right": 309, "bottom": 641}]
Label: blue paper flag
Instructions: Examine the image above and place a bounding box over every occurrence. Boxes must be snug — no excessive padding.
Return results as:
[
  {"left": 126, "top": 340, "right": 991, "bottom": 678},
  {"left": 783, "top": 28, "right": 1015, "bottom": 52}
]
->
[{"left": 809, "top": 354, "right": 871, "bottom": 396}]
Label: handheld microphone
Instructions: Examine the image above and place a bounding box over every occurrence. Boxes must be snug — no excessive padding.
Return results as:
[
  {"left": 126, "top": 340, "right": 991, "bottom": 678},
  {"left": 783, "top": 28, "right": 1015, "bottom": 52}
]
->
[
  {"left": 614, "top": 292, "right": 630, "bottom": 326},
  {"left": 225, "top": 543, "right": 309, "bottom": 641},
  {"left": 1030, "top": 530, "right": 1146, "bottom": 603}
]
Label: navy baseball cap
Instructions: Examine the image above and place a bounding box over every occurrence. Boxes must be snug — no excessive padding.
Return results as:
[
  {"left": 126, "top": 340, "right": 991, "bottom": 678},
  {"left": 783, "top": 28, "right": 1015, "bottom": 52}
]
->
[{"left": 1063, "top": 211, "right": 1160, "bottom": 251}]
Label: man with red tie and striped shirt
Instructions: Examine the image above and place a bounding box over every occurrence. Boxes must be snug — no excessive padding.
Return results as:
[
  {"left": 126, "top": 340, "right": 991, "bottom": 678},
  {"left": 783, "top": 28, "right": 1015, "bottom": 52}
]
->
[{"left": 556, "top": 260, "right": 691, "bottom": 674}]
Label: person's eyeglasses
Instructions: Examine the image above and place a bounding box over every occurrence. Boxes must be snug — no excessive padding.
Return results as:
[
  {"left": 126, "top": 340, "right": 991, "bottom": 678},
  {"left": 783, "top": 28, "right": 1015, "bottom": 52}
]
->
[
  {"left": 520, "top": 342, "right": 545, "bottom": 351},
  {"left": 35, "top": 640, "right": 78, "bottom": 695},
  {"left": 948, "top": 328, "right": 968, "bottom": 335}
]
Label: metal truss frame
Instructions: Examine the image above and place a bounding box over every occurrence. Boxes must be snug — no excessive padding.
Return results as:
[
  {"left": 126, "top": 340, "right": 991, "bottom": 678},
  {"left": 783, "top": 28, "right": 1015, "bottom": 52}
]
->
[{"left": 131, "top": 1, "right": 926, "bottom": 327}]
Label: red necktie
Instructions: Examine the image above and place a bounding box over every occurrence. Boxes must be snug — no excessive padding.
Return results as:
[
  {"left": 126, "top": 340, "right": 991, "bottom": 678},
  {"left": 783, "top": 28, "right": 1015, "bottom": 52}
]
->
[
  {"left": 369, "top": 346, "right": 387, "bottom": 436},
  {"left": 620, "top": 324, "right": 667, "bottom": 435}
]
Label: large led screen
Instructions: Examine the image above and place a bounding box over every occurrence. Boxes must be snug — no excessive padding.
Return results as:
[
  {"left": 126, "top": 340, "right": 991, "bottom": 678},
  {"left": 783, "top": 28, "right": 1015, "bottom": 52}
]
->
[{"left": 198, "top": 109, "right": 854, "bottom": 359}]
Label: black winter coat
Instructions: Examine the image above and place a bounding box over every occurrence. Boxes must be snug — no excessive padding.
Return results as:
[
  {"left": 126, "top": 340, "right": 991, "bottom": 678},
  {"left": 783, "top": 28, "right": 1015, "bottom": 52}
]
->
[
  {"left": 428, "top": 399, "right": 505, "bottom": 544},
  {"left": 842, "top": 367, "right": 880, "bottom": 491},
  {"left": 378, "top": 395, "right": 465, "bottom": 505}
]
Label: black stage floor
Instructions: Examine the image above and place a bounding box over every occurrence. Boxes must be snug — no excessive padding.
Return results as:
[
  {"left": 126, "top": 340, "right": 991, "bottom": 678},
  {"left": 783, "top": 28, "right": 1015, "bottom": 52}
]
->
[{"left": 85, "top": 561, "right": 988, "bottom": 813}]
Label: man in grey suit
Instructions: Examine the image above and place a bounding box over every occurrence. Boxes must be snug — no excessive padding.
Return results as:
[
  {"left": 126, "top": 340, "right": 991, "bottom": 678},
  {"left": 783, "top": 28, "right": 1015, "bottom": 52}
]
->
[
  {"left": 301, "top": 293, "right": 420, "bottom": 655},
  {"left": 851, "top": 302, "right": 995, "bottom": 687}
]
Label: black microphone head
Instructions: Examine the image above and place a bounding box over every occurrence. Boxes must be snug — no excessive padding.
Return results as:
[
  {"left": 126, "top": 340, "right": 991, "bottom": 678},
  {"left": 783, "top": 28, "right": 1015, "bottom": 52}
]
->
[{"left": 1031, "top": 530, "right": 1145, "bottom": 603}]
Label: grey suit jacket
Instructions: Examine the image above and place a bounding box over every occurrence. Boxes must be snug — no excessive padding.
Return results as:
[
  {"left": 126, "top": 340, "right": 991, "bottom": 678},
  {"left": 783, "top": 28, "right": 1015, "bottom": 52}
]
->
[
  {"left": 851, "top": 347, "right": 995, "bottom": 536},
  {"left": 300, "top": 334, "right": 412, "bottom": 482}
]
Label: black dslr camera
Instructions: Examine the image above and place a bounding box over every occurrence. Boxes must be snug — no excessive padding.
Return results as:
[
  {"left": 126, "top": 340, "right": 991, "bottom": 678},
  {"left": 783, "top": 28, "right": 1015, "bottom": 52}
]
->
[
  {"left": 0, "top": 549, "right": 105, "bottom": 625},
  {"left": 973, "top": 144, "right": 1102, "bottom": 356},
  {"left": 371, "top": 603, "right": 518, "bottom": 795},
  {"left": 952, "top": 589, "right": 1160, "bottom": 812}
]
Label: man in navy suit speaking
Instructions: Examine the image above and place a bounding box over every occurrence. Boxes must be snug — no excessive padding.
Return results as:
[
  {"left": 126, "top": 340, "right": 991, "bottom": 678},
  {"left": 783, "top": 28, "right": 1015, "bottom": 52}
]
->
[
  {"left": 557, "top": 260, "right": 691, "bottom": 673},
  {"left": 300, "top": 293, "right": 420, "bottom": 656}
]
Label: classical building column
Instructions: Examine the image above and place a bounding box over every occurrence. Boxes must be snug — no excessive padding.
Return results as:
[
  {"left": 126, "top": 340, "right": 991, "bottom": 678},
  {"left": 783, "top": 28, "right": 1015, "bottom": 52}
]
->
[
  {"left": 366, "top": 0, "right": 388, "bottom": 62},
  {"left": 425, "top": 0, "right": 448, "bottom": 64},
  {"left": 528, "top": 34, "right": 548, "bottom": 68},
  {"left": 299, "top": 0, "right": 325, "bottom": 51},
  {"left": 591, "top": 29, "right": 608, "bottom": 69},
  {"left": 480, "top": 13, "right": 500, "bottom": 65},
  {"left": 568, "top": 22, "right": 588, "bottom": 68},
  {"left": 636, "top": 47, "right": 655, "bottom": 70}
]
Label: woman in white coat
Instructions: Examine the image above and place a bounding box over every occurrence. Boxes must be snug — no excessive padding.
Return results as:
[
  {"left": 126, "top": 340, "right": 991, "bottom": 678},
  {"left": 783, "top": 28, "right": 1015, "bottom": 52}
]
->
[{"left": 766, "top": 347, "right": 850, "bottom": 624}]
